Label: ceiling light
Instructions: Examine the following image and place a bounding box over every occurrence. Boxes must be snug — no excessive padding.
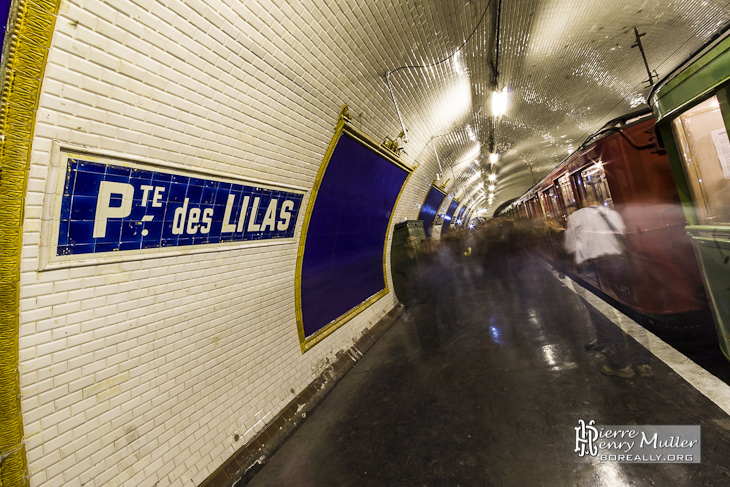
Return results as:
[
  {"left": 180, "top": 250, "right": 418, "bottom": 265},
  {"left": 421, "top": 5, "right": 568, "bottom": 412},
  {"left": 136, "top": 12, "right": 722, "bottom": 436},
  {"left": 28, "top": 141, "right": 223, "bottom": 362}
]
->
[
  {"left": 488, "top": 174, "right": 497, "bottom": 182},
  {"left": 488, "top": 185, "right": 495, "bottom": 191},
  {"left": 492, "top": 88, "right": 509, "bottom": 117},
  {"left": 490, "top": 153, "right": 498, "bottom": 164}
]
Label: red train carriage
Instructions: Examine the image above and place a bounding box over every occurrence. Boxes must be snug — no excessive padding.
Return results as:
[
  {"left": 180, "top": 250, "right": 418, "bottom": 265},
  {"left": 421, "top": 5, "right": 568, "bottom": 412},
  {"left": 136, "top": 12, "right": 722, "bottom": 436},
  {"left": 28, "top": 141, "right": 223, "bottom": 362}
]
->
[{"left": 515, "top": 110, "right": 709, "bottom": 331}]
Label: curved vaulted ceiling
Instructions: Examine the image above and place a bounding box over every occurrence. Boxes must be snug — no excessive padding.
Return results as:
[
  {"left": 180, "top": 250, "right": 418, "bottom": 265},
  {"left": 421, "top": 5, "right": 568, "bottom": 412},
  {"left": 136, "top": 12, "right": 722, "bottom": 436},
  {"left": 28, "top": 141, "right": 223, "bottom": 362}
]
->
[{"left": 365, "top": 0, "right": 730, "bottom": 216}]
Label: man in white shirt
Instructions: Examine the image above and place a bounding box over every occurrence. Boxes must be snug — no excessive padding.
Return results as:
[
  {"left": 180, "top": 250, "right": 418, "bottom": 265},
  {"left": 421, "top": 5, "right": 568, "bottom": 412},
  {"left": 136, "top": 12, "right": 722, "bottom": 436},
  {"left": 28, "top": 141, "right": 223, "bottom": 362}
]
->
[{"left": 563, "top": 205, "right": 625, "bottom": 265}]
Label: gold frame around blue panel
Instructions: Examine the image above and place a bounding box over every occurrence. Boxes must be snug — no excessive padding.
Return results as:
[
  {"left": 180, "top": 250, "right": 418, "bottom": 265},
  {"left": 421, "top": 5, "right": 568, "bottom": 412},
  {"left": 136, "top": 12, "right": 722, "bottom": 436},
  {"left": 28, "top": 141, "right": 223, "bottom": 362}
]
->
[{"left": 295, "top": 106, "right": 414, "bottom": 353}]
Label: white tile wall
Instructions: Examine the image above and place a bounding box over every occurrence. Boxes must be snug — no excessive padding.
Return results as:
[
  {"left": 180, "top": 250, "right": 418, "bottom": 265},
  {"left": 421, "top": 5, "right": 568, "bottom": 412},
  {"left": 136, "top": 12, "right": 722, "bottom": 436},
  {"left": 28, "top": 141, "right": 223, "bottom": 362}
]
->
[
  {"left": 16, "top": 0, "right": 730, "bottom": 478},
  {"left": 19, "top": 0, "right": 477, "bottom": 485}
]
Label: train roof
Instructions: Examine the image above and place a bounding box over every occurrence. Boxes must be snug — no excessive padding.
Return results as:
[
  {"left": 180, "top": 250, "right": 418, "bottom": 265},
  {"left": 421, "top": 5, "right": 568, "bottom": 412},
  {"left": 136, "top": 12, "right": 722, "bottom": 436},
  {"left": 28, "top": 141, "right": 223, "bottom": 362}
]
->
[
  {"left": 510, "top": 108, "right": 655, "bottom": 207},
  {"left": 649, "top": 23, "right": 730, "bottom": 123}
]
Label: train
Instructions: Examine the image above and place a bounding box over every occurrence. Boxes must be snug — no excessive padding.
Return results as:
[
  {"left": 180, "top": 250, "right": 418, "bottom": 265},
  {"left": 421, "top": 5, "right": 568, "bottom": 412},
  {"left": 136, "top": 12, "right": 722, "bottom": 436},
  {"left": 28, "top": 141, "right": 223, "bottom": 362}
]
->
[
  {"left": 509, "top": 109, "right": 711, "bottom": 336},
  {"left": 649, "top": 27, "right": 730, "bottom": 359}
]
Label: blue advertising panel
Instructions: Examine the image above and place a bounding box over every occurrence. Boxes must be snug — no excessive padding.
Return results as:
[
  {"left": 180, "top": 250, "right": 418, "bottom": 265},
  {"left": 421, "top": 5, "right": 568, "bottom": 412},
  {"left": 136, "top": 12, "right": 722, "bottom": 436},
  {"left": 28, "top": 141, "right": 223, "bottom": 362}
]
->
[
  {"left": 455, "top": 205, "right": 467, "bottom": 227},
  {"left": 56, "top": 157, "right": 303, "bottom": 256},
  {"left": 417, "top": 186, "right": 447, "bottom": 238},
  {"left": 441, "top": 199, "right": 460, "bottom": 234},
  {"left": 297, "top": 121, "right": 411, "bottom": 351},
  {"left": 1, "top": 0, "right": 10, "bottom": 56}
]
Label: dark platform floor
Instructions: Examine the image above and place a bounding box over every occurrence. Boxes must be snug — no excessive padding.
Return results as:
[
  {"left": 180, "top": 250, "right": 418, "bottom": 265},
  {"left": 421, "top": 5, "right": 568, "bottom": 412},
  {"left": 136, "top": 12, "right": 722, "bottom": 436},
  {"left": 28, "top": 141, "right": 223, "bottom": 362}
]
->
[{"left": 243, "top": 253, "right": 730, "bottom": 486}]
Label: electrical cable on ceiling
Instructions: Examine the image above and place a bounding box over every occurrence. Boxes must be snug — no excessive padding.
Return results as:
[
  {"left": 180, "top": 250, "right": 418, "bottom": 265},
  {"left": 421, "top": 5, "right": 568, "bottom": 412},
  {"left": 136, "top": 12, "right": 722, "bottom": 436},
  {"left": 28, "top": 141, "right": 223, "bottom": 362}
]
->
[
  {"left": 384, "top": 0, "right": 493, "bottom": 144},
  {"left": 388, "top": 0, "right": 492, "bottom": 75},
  {"left": 492, "top": 0, "right": 502, "bottom": 86}
]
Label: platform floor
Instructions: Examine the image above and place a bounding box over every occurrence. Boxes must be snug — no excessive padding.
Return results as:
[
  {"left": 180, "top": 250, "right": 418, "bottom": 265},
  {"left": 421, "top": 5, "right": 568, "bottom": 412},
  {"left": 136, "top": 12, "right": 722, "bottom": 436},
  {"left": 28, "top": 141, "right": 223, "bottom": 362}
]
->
[{"left": 242, "top": 252, "right": 730, "bottom": 487}]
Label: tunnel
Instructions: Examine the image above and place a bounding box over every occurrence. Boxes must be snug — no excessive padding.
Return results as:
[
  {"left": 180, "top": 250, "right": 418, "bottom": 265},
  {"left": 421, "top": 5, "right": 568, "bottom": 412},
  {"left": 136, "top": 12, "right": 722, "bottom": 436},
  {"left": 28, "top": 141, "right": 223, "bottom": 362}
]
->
[{"left": 3, "top": 0, "right": 730, "bottom": 486}]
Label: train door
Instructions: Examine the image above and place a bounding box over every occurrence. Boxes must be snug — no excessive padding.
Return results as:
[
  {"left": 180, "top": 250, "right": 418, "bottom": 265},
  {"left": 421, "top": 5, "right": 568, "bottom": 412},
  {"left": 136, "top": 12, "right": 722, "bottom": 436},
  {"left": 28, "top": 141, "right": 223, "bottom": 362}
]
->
[
  {"left": 573, "top": 160, "right": 636, "bottom": 300},
  {"left": 670, "top": 94, "right": 730, "bottom": 357},
  {"left": 557, "top": 172, "right": 578, "bottom": 216},
  {"left": 540, "top": 186, "right": 560, "bottom": 221},
  {"left": 540, "top": 185, "right": 564, "bottom": 260},
  {"left": 671, "top": 96, "right": 730, "bottom": 225},
  {"left": 567, "top": 162, "right": 617, "bottom": 285},
  {"left": 527, "top": 196, "right": 542, "bottom": 221}
]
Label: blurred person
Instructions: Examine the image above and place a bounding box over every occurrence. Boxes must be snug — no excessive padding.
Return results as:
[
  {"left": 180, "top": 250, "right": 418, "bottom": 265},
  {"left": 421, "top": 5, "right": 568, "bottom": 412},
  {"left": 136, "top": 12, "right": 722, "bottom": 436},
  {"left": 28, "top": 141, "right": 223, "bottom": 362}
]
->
[
  {"left": 564, "top": 204, "right": 652, "bottom": 377},
  {"left": 563, "top": 204, "right": 625, "bottom": 266},
  {"left": 402, "top": 239, "right": 441, "bottom": 354},
  {"left": 431, "top": 236, "right": 462, "bottom": 330},
  {"left": 618, "top": 202, "right": 709, "bottom": 314}
]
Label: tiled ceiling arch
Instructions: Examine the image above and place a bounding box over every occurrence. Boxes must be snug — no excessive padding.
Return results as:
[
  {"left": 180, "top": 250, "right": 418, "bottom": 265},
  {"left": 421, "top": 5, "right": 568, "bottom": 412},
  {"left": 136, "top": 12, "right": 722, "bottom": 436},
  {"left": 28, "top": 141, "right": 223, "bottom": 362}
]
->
[{"left": 366, "top": 0, "right": 730, "bottom": 216}]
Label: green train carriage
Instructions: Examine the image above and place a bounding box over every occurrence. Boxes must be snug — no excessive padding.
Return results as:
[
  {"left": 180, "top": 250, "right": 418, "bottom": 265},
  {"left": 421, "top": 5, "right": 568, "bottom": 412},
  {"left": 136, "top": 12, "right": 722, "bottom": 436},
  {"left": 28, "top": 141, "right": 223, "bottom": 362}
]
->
[{"left": 650, "top": 28, "right": 730, "bottom": 360}]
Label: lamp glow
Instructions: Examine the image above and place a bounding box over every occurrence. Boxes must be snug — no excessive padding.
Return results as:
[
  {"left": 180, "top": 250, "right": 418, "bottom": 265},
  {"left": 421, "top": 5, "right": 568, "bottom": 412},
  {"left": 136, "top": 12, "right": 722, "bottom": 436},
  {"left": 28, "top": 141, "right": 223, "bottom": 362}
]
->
[
  {"left": 490, "top": 153, "right": 498, "bottom": 164},
  {"left": 492, "top": 88, "right": 509, "bottom": 117},
  {"left": 488, "top": 174, "right": 497, "bottom": 182}
]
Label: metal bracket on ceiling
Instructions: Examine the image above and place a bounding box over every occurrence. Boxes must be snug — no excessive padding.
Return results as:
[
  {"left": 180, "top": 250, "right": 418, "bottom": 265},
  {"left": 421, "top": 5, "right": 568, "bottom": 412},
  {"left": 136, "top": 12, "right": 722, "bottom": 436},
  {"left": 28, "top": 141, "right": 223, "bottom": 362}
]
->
[
  {"left": 385, "top": 71, "right": 409, "bottom": 145},
  {"left": 382, "top": 130, "right": 407, "bottom": 157}
]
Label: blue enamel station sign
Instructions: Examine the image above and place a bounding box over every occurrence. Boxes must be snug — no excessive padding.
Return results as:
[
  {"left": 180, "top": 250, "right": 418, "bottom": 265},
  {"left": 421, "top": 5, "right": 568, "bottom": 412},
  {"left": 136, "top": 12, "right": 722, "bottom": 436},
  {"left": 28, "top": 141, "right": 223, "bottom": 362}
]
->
[{"left": 57, "top": 158, "right": 304, "bottom": 256}]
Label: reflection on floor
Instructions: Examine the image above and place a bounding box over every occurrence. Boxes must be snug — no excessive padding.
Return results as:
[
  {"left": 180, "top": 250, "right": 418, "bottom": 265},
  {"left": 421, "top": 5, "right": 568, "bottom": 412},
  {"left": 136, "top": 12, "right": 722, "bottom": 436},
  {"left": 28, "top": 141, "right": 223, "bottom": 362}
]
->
[{"left": 242, "top": 252, "right": 730, "bottom": 487}]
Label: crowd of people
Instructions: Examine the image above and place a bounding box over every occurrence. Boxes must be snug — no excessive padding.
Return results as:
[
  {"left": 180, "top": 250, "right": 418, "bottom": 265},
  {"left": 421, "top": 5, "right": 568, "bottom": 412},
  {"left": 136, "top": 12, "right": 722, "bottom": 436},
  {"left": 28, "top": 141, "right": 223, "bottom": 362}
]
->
[
  {"left": 395, "top": 215, "right": 652, "bottom": 378},
  {"left": 396, "top": 218, "right": 539, "bottom": 353}
]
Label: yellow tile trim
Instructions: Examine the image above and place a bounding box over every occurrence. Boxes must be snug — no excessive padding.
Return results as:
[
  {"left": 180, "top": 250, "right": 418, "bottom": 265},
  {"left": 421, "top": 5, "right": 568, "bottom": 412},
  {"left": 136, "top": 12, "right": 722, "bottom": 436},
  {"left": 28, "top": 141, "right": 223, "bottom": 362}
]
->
[
  {"left": 0, "top": 0, "right": 60, "bottom": 484},
  {"left": 431, "top": 183, "right": 447, "bottom": 196},
  {"left": 296, "top": 106, "right": 413, "bottom": 353}
]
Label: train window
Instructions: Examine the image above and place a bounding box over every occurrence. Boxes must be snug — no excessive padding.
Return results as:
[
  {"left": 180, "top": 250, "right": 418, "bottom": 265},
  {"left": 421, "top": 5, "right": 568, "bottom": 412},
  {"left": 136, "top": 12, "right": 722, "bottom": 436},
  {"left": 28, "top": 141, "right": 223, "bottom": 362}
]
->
[
  {"left": 557, "top": 173, "right": 577, "bottom": 214},
  {"left": 576, "top": 162, "right": 613, "bottom": 208},
  {"left": 541, "top": 187, "right": 559, "bottom": 220},
  {"left": 672, "top": 95, "right": 730, "bottom": 225}
]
